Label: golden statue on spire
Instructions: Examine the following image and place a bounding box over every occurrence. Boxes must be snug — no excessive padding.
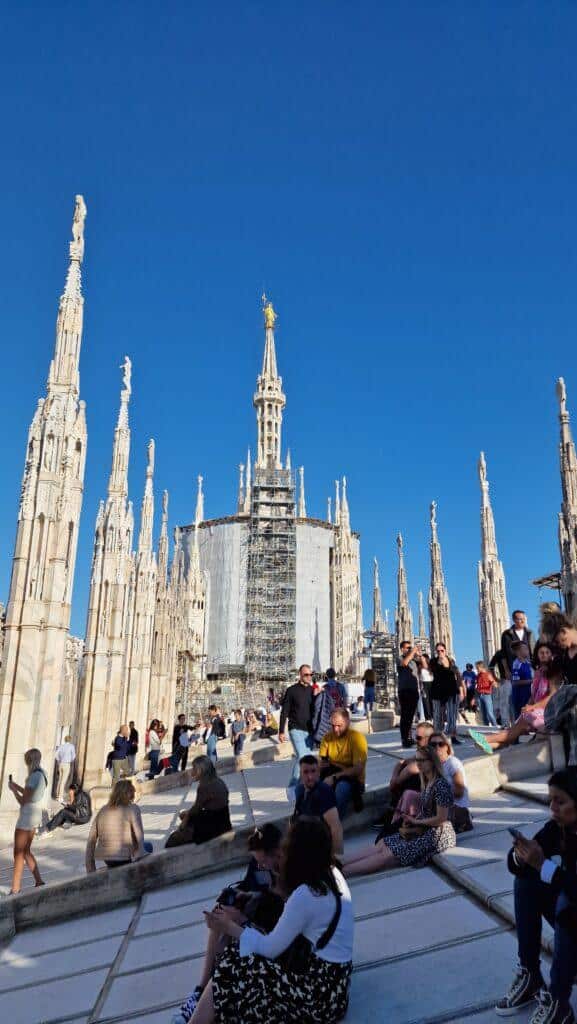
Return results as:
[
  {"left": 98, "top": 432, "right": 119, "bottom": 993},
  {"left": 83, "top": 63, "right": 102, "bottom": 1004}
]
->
[{"left": 261, "top": 293, "right": 277, "bottom": 329}]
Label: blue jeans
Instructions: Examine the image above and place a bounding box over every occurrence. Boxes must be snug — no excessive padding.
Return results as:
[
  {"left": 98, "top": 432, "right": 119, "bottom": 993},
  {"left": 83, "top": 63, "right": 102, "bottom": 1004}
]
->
[
  {"left": 478, "top": 693, "right": 497, "bottom": 727},
  {"left": 334, "top": 779, "right": 353, "bottom": 819},
  {"left": 512, "top": 682, "right": 532, "bottom": 720},
  {"left": 148, "top": 749, "right": 160, "bottom": 777},
  {"left": 288, "top": 729, "right": 313, "bottom": 789},
  {"left": 514, "top": 874, "right": 577, "bottom": 1006},
  {"left": 206, "top": 735, "right": 218, "bottom": 764}
]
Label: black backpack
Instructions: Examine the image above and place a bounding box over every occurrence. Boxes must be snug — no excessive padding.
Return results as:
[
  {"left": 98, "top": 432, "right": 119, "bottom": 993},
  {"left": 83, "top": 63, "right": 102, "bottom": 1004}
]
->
[{"left": 214, "top": 715, "right": 226, "bottom": 739}]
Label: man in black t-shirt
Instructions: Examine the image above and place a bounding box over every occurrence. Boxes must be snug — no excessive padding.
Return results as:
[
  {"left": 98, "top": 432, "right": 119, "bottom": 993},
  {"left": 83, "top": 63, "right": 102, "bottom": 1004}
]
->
[{"left": 293, "top": 755, "right": 343, "bottom": 852}]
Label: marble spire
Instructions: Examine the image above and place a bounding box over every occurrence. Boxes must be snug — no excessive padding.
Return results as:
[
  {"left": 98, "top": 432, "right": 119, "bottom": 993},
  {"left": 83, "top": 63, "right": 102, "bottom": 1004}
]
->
[
  {"left": 395, "top": 533, "right": 413, "bottom": 644},
  {"left": 418, "top": 590, "right": 426, "bottom": 638},
  {"left": 428, "top": 501, "right": 454, "bottom": 655},
  {"left": 237, "top": 463, "right": 245, "bottom": 513},
  {"left": 108, "top": 356, "right": 132, "bottom": 499},
  {"left": 298, "top": 466, "right": 306, "bottom": 518},
  {"left": 334, "top": 479, "right": 341, "bottom": 526},
  {"left": 477, "top": 452, "right": 510, "bottom": 661},
  {"left": 158, "top": 490, "right": 169, "bottom": 583},
  {"left": 556, "top": 379, "right": 577, "bottom": 614},
  {"left": 373, "top": 557, "right": 385, "bottom": 633},
  {"left": 195, "top": 474, "right": 204, "bottom": 525},
  {"left": 254, "top": 295, "right": 286, "bottom": 469},
  {"left": 138, "top": 439, "right": 155, "bottom": 553},
  {"left": 244, "top": 448, "right": 252, "bottom": 513},
  {"left": 340, "top": 476, "right": 350, "bottom": 532},
  {"left": 327, "top": 496, "right": 332, "bottom": 524},
  {"left": 0, "top": 196, "right": 88, "bottom": 821}
]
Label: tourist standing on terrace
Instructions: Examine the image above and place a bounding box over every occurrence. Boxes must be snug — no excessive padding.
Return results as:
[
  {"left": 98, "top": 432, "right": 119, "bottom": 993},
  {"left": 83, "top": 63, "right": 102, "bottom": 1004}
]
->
[
  {"left": 54, "top": 734, "right": 76, "bottom": 802},
  {"left": 110, "top": 724, "right": 131, "bottom": 783},
  {"left": 396, "top": 641, "right": 421, "bottom": 747},
  {"left": 8, "top": 747, "right": 47, "bottom": 894},
  {"left": 495, "top": 768, "right": 577, "bottom": 1023},
  {"left": 187, "top": 817, "right": 353, "bottom": 1024},
  {"left": 279, "top": 664, "right": 314, "bottom": 796},
  {"left": 429, "top": 643, "right": 464, "bottom": 745}
]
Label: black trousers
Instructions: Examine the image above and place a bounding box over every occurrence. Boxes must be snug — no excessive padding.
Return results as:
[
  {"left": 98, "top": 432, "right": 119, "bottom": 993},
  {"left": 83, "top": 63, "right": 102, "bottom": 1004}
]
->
[{"left": 398, "top": 690, "right": 419, "bottom": 745}]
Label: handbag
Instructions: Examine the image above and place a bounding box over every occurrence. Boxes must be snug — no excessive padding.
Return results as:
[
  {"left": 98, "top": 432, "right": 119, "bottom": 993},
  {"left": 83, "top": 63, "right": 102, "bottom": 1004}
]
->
[{"left": 279, "top": 877, "right": 342, "bottom": 975}]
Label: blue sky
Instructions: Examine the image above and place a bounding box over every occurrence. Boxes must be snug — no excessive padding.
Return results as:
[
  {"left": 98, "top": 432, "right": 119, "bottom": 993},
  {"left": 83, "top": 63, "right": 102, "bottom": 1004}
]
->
[{"left": 1, "top": 2, "right": 576, "bottom": 663}]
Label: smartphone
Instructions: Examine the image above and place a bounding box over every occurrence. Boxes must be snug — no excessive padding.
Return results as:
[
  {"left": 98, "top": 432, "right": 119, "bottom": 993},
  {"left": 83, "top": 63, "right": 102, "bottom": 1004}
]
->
[
  {"left": 508, "top": 827, "right": 524, "bottom": 841},
  {"left": 8, "top": 774, "right": 12, "bottom": 783}
]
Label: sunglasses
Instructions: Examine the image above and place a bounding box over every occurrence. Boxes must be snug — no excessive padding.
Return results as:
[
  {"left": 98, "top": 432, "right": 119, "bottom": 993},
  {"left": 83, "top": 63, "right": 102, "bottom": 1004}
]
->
[{"left": 429, "top": 740, "right": 447, "bottom": 747}]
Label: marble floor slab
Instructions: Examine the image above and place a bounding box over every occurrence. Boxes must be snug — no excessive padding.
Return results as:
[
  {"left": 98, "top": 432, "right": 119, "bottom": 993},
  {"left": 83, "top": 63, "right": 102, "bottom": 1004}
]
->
[
  {"left": 350, "top": 867, "right": 453, "bottom": 918},
  {"left": 140, "top": 866, "right": 241, "bottom": 914},
  {"left": 3, "top": 905, "right": 136, "bottom": 957},
  {"left": 0, "top": 966, "right": 110, "bottom": 1024},
  {"left": 120, "top": 920, "right": 206, "bottom": 972},
  {"left": 0, "top": 934, "right": 122, "bottom": 992},
  {"left": 98, "top": 956, "right": 201, "bottom": 1018}
]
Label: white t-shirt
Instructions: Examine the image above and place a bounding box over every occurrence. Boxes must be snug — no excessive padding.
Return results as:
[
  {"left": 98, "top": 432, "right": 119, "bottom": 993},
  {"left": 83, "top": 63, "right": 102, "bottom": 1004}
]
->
[
  {"left": 240, "top": 867, "right": 353, "bottom": 964},
  {"left": 514, "top": 628, "right": 525, "bottom": 641},
  {"left": 442, "top": 755, "right": 469, "bottom": 808},
  {"left": 148, "top": 730, "right": 161, "bottom": 751}
]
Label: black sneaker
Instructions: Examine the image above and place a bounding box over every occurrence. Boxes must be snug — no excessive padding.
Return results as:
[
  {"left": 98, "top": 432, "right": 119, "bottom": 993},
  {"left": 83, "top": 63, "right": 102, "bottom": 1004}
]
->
[
  {"left": 495, "top": 966, "right": 542, "bottom": 1016},
  {"left": 530, "top": 990, "right": 576, "bottom": 1024}
]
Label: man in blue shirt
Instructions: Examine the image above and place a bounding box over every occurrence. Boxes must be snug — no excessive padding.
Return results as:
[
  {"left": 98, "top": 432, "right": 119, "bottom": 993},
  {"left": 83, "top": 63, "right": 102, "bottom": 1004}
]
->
[
  {"left": 293, "top": 754, "right": 343, "bottom": 852},
  {"left": 511, "top": 642, "right": 533, "bottom": 721}
]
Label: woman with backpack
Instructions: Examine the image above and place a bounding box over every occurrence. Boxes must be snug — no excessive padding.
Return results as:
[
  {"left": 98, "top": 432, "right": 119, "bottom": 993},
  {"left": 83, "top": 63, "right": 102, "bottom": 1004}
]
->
[{"left": 7, "top": 747, "right": 47, "bottom": 894}]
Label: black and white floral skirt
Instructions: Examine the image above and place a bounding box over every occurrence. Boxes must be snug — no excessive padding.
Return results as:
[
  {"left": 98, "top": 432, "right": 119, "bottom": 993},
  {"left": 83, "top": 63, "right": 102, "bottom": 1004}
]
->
[{"left": 212, "top": 941, "right": 352, "bottom": 1024}]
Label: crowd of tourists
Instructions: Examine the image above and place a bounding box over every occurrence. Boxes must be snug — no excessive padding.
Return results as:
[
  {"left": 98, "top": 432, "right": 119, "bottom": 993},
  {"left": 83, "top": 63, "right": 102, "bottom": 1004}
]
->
[{"left": 5, "top": 600, "right": 577, "bottom": 1022}]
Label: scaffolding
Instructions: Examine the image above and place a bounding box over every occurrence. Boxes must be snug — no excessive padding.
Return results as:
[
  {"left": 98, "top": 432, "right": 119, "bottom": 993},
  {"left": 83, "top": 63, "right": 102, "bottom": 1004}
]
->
[{"left": 245, "top": 466, "right": 296, "bottom": 682}]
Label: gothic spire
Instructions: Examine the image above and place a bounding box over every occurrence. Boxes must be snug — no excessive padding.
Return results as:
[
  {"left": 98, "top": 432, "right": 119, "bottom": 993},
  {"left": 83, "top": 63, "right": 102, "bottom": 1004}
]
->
[
  {"left": 237, "top": 463, "right": 245, "bottom": 513},
  {"left": 395, "top": 533, "right": 413, "bottom": 643},
  {"left": 556, "top": 378, "right": 577, "bottom": 614},
  {"left": 138, "top": 440, "right": 155, "bottom": 554},
  {"left": 195, "top": 474, "right": 204, "bottom": 526},
  {"left": 477, "top": 452, "right": 510, "bottom": 661},
  {"left": 254, "top": 295, "right": 286, "bottom": 469},
  {"left": 108, "top": 357, "right": 132, "bottom": 499},
  {"left": 244, "top": 448, "right": 252, "bottom": 513},
  {"left": 327, "top": 496, "right": 332, "bottom": 524},
  {"left": 428, "top": 501, "right": 454, "bottom": 655},
  {"left": 334, "top": 480, "right": 341, "bottom": 526},
  {"left": 340, "top": 476, "right": 350, "bottom": 531},
  {"left": 373, "top": 557, "right": 384, "bottom": 633},
  {"left": 298, "top": 466, "right": 306, "bottom": 518},
  {"left": 48, "top": 195, "right": 87, "bottom": 397},
  {"left": 418, "top": 590, "right": 426, "bottom": 637},
  {"left": 158, "top": 490, "right": 169, "bottom": 583}
]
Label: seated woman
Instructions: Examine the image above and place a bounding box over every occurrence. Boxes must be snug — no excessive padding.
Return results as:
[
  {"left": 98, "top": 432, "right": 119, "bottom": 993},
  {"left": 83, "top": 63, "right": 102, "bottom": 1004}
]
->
[
  {"left": 469, "top": 647, "right": 560, "bottom": 754},
  {"left": 165, "top": 756, "right": 231, "bottom": 848},
  {"left": 85, "top": 779, "right": 152, "bottom": 871},
  {"left": 495, "top": 768, "right": 577, "bottom": 1023},
  {"left": 342, "top": 744, "right": 455, "bottom": 878},
  {"left": 173, "top": 823, "right": 284, "bottom": 1024},
  {"left": 187, "top": 817, "right": 353, "bottom": 1024},
  {"left": 429, "top": 731, "right": 473, "bottom": 832}
]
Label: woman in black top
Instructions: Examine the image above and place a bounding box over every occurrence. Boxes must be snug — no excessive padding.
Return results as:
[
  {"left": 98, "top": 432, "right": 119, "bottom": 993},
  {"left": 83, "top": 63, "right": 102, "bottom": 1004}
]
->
[
  {"left": 495, "top": 768, "right": 577, "bottom": 1020},
  {"left": 556, "top": 620, "right": 577, "bottom": 684},
  {"left": 428, "top": 644, "right": 464, "bottom": 745}
]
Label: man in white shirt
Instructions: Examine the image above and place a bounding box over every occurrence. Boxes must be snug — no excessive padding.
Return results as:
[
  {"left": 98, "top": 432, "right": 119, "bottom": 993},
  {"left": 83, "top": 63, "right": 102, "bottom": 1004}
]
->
[{"left": 55, "top": 736, "right": 76, "bottom": 802}]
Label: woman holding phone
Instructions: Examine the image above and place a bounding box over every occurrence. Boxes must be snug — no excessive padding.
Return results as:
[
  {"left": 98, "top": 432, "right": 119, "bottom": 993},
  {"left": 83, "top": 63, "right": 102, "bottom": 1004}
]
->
[
  {"left": 496, "top": 768, "right": 577, "bottom": 1022},
  {"left": 7, "top": 748, "right": 47, "bottom": 894}
]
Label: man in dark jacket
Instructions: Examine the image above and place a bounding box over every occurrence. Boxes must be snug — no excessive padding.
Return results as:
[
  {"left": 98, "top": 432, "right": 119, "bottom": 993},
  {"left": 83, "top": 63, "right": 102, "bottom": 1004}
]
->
[
  {"left": 110, "top": 725, "right": 131, "bottom": 782},
  {"left": 495, "top": 768, "right": 577, "bottom": 1022},
  {"left": 429, "top": 643, "right": 464, "bottom": 744},
  {"left": 42, "top": 784, "right": 92, "bottom": 833},
  {"left": 501, "top": 610, "right": 535, "bottom": 673},
  {"left": 279, "top": 664, "right": 314, "bottom": 796}
]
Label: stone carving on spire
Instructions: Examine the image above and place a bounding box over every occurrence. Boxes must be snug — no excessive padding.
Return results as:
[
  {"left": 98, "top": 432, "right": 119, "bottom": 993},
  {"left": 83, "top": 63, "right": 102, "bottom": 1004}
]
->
[
  {"left": 556, "top": 378, "right": 577, "bottom": 614},
  {"left": 428, "top": 500, "right": 454, "bottom": 655},
  {"left": 395, "top": 533, "right": 413, "bottom": 644},
  {"left": 477, "top": 451, "right": 510, "bottom": 661}
]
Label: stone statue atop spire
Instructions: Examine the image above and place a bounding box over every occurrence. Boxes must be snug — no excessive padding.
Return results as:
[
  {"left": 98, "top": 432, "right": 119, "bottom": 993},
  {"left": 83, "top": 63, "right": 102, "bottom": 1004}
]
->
[
  {"left": 395, "top": 533, "right": 413, "bottom": 643},
  {"left": 556, "top": 378, "right": 577, "bottom": 614},
  {"left": 477, "top": 451, "right": 510, "bottom": 661},
  {"left": 428, "top": 500, "right": 453, "bottom": 655},
  {"left": 262, "top": 293, "right": 277, "bottom": 329}
]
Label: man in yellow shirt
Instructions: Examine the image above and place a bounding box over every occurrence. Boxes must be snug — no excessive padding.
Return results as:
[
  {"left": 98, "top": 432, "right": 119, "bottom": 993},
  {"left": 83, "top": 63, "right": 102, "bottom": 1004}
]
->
[{"left": 319, "top": 708, "right": 368, "bottom": 819}]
